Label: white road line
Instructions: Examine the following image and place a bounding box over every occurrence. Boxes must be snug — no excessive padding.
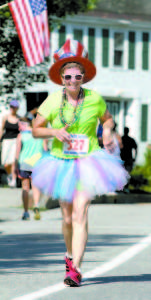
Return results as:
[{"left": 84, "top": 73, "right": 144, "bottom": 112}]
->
[{"left": 12, "top": 234, "right": 151, "bottom": 300}]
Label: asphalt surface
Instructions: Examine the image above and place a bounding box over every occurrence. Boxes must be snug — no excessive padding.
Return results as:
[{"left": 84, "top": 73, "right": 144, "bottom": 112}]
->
[{"left": 0, "top": 188, "right": 151, "bottom": 300}]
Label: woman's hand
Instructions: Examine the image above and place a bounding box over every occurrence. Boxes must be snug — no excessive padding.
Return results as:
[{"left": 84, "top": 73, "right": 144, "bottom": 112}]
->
[{"left": 55, "top": 125, "right": 71, "bottom": 142}]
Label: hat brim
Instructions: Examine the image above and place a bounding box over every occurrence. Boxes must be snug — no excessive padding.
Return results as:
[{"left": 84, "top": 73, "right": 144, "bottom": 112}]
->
[{"left": 49, "top": 56, "right": 96, "bottom": 85}]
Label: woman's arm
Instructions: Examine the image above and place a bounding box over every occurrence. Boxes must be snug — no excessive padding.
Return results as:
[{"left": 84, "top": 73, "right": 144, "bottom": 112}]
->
[
  {"left": 0, "top": 116, "right": 7, "bottom": 140},
  {"left": 32, "top": 114, "right": 56, "bottom": 138},
  {"left": 43, "top": 139, "right": 48, "bottom": 151},
  {"left": 15, "top": 133, "right": 22, "bottom": 172},
  {"left": 15, "top": 133, "right": 22, "bottom": 161},
  {"left": 32, "top": 113, "right": 70, "bottom": 142},
  {"left": 100, "top": 109, "right": 114, "bottom": 129}
]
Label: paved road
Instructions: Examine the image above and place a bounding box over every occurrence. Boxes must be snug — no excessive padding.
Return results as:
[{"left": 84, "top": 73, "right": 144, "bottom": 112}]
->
[{"left": 0, "top": 188, "right": 151, "bottom": 300}]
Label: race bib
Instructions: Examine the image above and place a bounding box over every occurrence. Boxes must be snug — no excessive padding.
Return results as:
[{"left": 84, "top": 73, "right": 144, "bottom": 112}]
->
[{"left": 63, "top": 134, "right": 89, "bottom": 155}]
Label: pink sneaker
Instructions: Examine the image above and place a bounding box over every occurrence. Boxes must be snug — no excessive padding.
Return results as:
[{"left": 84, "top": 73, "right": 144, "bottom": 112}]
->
[
  {"left": 65, "top": 256, "right": 72, "bottom": 276},
  {"left": 64, "top": 265, "right": 82, "bottom": 287}
]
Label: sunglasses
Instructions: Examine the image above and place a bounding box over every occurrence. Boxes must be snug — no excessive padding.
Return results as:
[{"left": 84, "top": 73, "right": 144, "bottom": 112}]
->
[{"left": 62, "top": 74, "right": 83, "bottom": 81}]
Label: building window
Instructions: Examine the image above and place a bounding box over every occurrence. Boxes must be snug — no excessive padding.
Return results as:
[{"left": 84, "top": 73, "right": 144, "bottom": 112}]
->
[
  {"left": 128, "top": 31, "right": 135, "bottom": 69},
  {"left": 73, "top": 29, "right": 83, "bottom": 43},
  {"left": 106, "top": 100, "right": 120, "bottom": 125},
  {"left": 141, "top": 104, "right": 148, "bottom": 141},
  {"left": 114, "top": 32, "right": 124, "bottom": 67},
  {"left": 102, "top": 29, "right": 109, "bottom": 67},
  {"left": 88, "top": 28, "right": 95, "bottom": 63},
  {"left": 59, "top": 25, "right": 66, "bottom": 48},
  {"left": 142, "top": 32, "right": 149, "bottom": 70}
]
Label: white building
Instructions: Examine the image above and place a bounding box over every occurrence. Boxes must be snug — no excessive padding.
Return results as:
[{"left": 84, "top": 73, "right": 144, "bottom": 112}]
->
[{"left": 1, "top": 1, "right": 151, "bottom": 164}]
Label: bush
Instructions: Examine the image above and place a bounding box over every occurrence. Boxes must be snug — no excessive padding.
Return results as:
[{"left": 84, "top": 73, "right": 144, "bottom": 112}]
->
[{"left": 129, "top": 147, "right": 151, "bottom": 193}]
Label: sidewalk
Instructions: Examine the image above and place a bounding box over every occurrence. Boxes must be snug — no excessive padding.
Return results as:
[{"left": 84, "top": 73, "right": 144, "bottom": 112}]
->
[
  {"left": 0, "top": 188, "right": 151, "bottom": 211},
  {"left": 0, "top": 188, "right": 49, "bottom": 208},
  {"left": 0, "top": 188, "right": 22, "bottom": 208}
]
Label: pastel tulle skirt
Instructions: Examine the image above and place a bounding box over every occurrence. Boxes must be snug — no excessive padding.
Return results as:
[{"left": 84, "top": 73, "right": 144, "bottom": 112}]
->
[{"left": 32, "top": 150, "right": 129, "bottom": 203}]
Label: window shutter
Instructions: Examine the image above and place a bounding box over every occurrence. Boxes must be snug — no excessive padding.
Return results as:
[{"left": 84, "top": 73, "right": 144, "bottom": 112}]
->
[
  {"left": 128, "top": 32, "right": 135, "bottom": 69},
  {"left": 59, "top": 26, "right": 66, "bottom": 48},
  {"left": 88, "top": 28, "right": 95, "bottom": 63},
  {"left": 141, "top": 104, "right": 148, "bottom": 141},
  {"left": 102, "top": 29, "right": 109, "bottom": 67},
  {"left": 114, "top": 32, "right": 124, "bottom": 67},
  {"left": 73, "top": 29, "right": 83, "bottom": 43},
  {"left": 142, "top": 32, "right": 149, "bottom": 70}
]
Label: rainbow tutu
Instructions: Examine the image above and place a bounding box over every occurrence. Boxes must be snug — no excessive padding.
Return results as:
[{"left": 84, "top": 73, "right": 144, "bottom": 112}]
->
[{"left": 32, "top": 150, "right": 129, "bottom": 203}]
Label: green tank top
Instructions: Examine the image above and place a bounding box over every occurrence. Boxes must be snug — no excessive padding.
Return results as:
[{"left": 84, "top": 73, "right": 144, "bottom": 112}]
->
[{"left": 19, "top": 130, "right": 44, "bottom": 171}]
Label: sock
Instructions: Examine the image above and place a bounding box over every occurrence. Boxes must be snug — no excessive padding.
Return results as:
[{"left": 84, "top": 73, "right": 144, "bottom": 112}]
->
[
  {"left": 66, "top": 252, "right": 72, "bottom": 259},
  {"left": 73, "top": 265, "right": 81, "bottom": 273},
  {"left": 77, "top": 267, "right": 81, "bottom": 273}
]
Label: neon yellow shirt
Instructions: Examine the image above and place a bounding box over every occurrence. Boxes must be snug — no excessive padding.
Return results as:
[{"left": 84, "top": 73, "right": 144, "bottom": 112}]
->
[{"left": 38, "top": 88, "right": 106, "bottom": 159}]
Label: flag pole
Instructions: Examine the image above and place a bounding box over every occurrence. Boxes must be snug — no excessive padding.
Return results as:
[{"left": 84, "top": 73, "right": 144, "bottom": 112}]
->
[{"left": 0, "top": 3, "right": 9, "bottom": 9}]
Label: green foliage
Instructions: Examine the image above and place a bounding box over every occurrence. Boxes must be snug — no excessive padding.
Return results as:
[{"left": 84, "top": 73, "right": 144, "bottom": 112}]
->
[
  {"left": 0, "top": 0, "right": 98, "bottom": 95},
  {"left": 47, "top": 0, "right": 98, "bottom": 17},
  {"left": 0, "top": 3, "right": 10, "bottom": 19},
  {"left": 87, "top": 0, "right": 98, "bottom": 10},
  {"left": 130, "top": 147, "right": 151, "bottom": 193},
  {"left": 0, "top": 17, "right": 49, "bottom": 95}
]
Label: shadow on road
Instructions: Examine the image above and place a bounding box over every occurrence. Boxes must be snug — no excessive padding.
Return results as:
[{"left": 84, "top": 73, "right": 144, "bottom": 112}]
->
[
  {"left": 0, "top": 233, "right": 145, "bottom": 275},
  {"left": 82, "top": 274, "right": 151, "bottom": 286},
  {"left": 0, "top": 233, "right": 66, "bottom": 274},
  {"left": 86, "top": 233, "right": 145, "bottom": 252}
]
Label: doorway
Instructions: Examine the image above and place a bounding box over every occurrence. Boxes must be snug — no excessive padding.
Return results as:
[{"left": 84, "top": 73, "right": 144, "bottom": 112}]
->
[{"left": 24, "top": 92, "right": 48, "bottom": 112}]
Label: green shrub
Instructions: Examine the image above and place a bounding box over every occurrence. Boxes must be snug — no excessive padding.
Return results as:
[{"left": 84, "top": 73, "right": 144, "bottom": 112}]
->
[{"left": 129, "top": 148, "right": 151, "bottom": 193}]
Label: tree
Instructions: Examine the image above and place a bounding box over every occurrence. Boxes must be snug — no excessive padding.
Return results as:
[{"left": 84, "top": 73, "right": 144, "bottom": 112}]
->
[{"left": 0, "top": 0, "right": 98, "bottom": 97}]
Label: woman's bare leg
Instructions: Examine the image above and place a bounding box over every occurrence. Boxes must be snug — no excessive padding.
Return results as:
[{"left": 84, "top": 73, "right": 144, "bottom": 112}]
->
[
  {"left": 4, "top": 164, "right": 11, "bottom": 175},
  {"left": 4, "top": 163, "right": 16, "bottom": 187},
  {"left": 32, "top": 184, "right": 41, "bottom": 207},
  {"left": 72, "top": 192, "right": 91, "bottom": 268},
  {"left": 22, "top": 178, "right": 30, "bottom": 212},
  {"left": 11, "top": 162, "right": 17, "bottom": 182},
  {"left": 59, "top": 201, "right": 73, "bottom": 256}
]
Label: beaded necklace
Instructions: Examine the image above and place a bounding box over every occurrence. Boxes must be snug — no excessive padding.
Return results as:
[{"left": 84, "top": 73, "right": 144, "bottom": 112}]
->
[{"left": 59, "top": 87, "right": 84, "bottom": 127}]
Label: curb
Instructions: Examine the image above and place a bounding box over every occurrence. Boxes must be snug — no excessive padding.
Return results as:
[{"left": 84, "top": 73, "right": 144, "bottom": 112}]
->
[
  {"left": 45, "top": 193, "right": 151, "bottom": 209},
  {"left": 93, "top": 193, "right": 151, "bottom": 204}
]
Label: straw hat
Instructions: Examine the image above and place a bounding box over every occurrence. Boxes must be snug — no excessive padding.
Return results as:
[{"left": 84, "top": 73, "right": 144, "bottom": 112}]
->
[{"left": 49, "top": 39, "right": 96, "bottom": 85}]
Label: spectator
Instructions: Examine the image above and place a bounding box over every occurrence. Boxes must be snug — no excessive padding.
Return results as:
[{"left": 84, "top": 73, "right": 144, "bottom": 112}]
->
[
  {"left": 0, "top": 99, "right": 20, "bottom": 187},
  {"left": 112, "top": 122, "right": 123, "bottom": 156},
  {"left": 121, "top": 127, "right": 138, "bottom": 173},
  {"left": 15, "top": 113, "right": 47, "bottom": 220}
]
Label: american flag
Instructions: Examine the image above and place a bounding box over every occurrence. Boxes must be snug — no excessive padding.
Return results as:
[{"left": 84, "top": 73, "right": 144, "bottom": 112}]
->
[{"left": 8, "top": 0, "right": 50, "bottom": 66}]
